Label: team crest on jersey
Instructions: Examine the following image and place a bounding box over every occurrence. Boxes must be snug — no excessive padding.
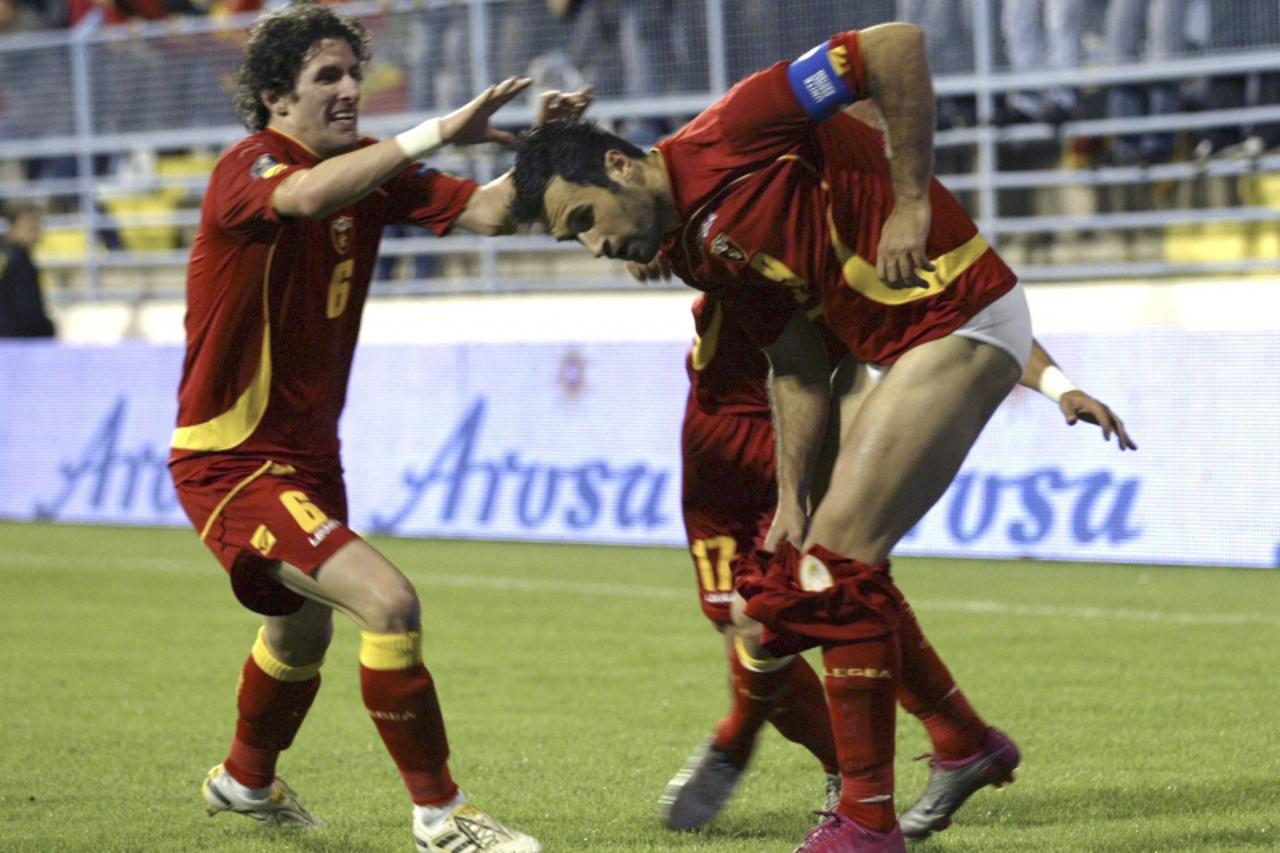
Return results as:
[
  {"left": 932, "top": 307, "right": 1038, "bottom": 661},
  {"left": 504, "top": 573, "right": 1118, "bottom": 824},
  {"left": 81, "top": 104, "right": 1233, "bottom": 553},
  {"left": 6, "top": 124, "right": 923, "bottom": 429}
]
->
[
  {"left": 710, "top": 232, "right": 746, "bottom": 263},
  {"left": 250, "top": 154, "right": 286, "bottom": 180},
  {"left": 330, "top": 216, "right": 354, "bottom": 254}
]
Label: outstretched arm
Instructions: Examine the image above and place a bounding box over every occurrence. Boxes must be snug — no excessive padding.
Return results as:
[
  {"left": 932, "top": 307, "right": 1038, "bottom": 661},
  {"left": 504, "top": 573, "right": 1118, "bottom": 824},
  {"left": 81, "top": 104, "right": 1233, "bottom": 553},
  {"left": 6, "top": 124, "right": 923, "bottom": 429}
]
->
[
  {"left": 454, "top": 86, "right": 595, "bottom": 235},
  {"left": 272, "top": 77, "right": 531, "bottom": 220},
  {"left": 1023, "top": 339, "right": 1138, "bottom": 451}
]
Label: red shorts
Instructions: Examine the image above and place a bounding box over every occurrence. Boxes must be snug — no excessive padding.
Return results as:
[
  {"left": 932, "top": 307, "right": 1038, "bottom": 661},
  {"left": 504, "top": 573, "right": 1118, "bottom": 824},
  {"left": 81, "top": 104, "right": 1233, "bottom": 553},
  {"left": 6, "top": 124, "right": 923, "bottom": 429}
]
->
[
  {"left": 737, "top": 543, "right": 905, "bottom": 656},
  {"left": 170, "top": 454, "right": 360, "bottom": 616},
  {"left": 681, "top": 394, "right": 777, "bottom": 626}
]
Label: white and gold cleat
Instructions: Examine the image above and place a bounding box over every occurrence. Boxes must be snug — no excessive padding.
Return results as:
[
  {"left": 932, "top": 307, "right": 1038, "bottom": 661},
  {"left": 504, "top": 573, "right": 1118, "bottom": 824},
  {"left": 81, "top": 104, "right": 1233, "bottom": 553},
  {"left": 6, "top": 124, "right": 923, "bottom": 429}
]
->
[
  {"left": 201, "top": 763, "right": 321, "bottom": 828},
  {"left": 413, "top": 798, "right": 541, "bottom": 852}
]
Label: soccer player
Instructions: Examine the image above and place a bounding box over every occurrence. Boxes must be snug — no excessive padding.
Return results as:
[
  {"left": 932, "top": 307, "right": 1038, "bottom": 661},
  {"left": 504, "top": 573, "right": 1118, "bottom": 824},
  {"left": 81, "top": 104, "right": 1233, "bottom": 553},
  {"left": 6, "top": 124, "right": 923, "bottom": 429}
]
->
[
  {"left": 167, "top": 4, "right": 587, "bottom": 851},
  {"left": 511, "top": 21, "right": 1107, "bottom": 850},
  {"left": 660, "top": 290, "right": 1135, "bottom": 835}
]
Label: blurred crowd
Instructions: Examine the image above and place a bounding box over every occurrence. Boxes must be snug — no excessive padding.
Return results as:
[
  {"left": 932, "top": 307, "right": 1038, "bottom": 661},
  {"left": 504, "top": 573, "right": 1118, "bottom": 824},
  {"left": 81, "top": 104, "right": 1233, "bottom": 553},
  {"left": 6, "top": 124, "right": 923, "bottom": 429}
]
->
[
  {"left": 0, "top": 0, "right": 1278, "bottom": 303},
  {"left": 2, "top": 0, "right": 1277, "bottom": 156}
]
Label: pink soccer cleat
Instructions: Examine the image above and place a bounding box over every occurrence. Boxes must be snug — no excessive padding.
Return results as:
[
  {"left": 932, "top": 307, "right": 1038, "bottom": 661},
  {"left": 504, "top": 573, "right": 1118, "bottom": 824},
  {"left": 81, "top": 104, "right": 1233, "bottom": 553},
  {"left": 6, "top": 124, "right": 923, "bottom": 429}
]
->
[
  {"left": 794, "top": 812, "right": 906, "bottom": 852},
  {"left": 898, "top": 726, "right": 1020, "bottom": 839}
]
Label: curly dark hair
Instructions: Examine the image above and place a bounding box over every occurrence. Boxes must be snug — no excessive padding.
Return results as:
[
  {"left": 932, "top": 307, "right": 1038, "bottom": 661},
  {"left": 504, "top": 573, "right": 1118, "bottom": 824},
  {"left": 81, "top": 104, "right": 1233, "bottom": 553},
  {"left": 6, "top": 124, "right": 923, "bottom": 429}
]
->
[
  {"left": 511, "top": 120, "right": 645, "bottom": 226},
  {"left": 233, "top": 0, "right": 369, "bottom": 132}
]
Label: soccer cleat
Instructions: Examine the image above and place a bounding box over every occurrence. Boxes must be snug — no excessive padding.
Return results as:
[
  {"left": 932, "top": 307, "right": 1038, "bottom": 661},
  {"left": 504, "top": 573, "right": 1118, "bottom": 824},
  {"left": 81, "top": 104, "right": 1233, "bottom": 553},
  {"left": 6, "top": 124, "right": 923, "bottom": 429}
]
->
[
  {"left": 201, "top": 763, "right": 321, "bottom": 828},
  {"left": 413, "top": 801, "right": 542, "bottom": 852},
  {"left": 822, "top": 773, "right": 841, "bottom": 814},
  {"left": 658, "top": 738, "right": 746, "bottom": 830},
  {"left": 897, "top": 727, "right": 1020, "bottom": 839},
  {"left": 794, "top": 812, "right": 906, "bottom": 852}
]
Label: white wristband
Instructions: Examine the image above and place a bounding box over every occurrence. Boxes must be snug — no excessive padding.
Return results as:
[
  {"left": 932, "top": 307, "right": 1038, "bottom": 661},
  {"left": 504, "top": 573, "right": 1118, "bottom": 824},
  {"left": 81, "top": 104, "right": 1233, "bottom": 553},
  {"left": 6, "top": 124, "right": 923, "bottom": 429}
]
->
[
  {"left": 394, "top": 117, "right": 443, "bottom": 161},
  {"left": 1036, "top": 365, "right": 1079, "bottom": 403}
]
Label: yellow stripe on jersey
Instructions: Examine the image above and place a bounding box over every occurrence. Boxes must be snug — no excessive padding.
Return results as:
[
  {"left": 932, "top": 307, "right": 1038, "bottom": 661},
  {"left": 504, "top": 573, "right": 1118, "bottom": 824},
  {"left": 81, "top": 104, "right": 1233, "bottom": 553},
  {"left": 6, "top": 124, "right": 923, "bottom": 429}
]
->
[
  {"left": 170, "top": 328, "right": 272, "bottom": 450},
  {"left": 359, "top": 630, "right": 423, "bottom": 671},
  {"left": 689, "top": 299, "right": 724, "bottom": 372},
  {"left": 171, "top": 236, "right": 281, "bottom": 451},
  {"left": 251, "top": 627, "right": 324, "bottom": 682},
  {"left": 828, "top": 206, "right": 989, "bottom": 306},
  {"left": 776, "top": 153, "right": 827, "bottom": 185}
]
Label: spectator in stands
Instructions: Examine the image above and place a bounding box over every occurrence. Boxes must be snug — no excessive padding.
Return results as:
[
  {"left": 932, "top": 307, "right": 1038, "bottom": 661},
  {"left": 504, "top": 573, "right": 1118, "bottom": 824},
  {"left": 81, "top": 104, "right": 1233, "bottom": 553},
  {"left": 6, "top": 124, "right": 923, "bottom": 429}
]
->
[
  {"left": 551, "top": 0, "right": 696, "bottom": 145},
  {"left": 1103, "top": 0, "right": 1192, "bottom": 165},
  {"left": 1000, "top": 0, "right": 1085, "bottom": 124},
  {"left": 0, "top": 0, "right": 58, "bottom": 141},
  {"left": 0, "top": 203, "right": 56, "bottom": 338},
  {"left": 0, "top": 0, "right": 49, "bottom": 32},
  {"left": 896, "top": 0, "right": 976, "bottom": 176},
  {"left": 896, "top": 0, "right": 975, "bottom": 129},
  {"left": 1197, "top": 0, "right": 1280, "bottom": 157},
  {"left": 723, "top": 0, "right": 892, "bottom": 89},
  {"left": 66, "top": 0, "right": 166, "bottom": 26}
]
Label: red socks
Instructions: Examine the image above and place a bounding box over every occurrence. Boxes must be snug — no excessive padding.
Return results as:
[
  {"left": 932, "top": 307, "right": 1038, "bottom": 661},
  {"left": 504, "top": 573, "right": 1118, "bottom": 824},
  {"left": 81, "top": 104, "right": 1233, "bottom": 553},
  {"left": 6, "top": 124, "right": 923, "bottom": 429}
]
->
[
  {"left": 223, "top": 628, "right": 458, "bottom": 806},
  {"left": 359, "top": 631, "right": 457, "bottom": 806},
  {"left": 224, "top": 628, "right": 322, "bottom": 790},
  {"left": 896, "top": 602, "right": 988, "bottom": 761},
  {"left": 712, "top": 638, "right": 838, "bottom": 773},
  {"left": 823, "top": 637, "right": 899, "bottom": 833}
]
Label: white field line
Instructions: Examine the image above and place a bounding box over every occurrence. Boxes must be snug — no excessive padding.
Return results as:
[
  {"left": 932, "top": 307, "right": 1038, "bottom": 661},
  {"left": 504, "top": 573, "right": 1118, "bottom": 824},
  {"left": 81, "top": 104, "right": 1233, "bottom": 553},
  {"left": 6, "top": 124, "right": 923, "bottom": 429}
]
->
[{"left": 3, "top": 550, "right": 1277, "bottom": 627}]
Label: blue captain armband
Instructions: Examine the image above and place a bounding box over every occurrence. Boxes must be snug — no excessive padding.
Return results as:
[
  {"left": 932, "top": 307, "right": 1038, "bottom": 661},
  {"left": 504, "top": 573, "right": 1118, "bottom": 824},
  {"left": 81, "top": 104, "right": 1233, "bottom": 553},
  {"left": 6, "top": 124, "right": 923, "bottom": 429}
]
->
[{"left": 787, "top": 41, "right": 856, "bottom": 122}]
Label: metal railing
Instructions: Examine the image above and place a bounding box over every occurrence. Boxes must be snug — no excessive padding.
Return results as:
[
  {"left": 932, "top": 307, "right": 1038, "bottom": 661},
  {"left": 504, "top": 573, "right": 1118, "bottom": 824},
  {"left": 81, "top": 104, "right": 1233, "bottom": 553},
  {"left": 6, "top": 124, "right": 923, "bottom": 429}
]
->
[{"left": 0, "top": 0, "right": 1278, "bottom": 301}]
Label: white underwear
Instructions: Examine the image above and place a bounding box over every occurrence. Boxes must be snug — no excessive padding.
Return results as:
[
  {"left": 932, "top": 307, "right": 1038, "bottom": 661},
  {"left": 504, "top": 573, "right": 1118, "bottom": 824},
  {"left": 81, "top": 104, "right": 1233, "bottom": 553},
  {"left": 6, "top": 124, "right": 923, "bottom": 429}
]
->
[{"left": 951, "top": 281, "right": 1032, "bottom": 372}]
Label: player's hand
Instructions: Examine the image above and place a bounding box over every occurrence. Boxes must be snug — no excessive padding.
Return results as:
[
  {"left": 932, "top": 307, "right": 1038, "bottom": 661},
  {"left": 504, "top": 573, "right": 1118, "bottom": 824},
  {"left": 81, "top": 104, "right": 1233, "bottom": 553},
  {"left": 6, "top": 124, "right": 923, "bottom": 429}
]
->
[
  {"left": 534, "top": 85, "right": 593, "bottom": 126},
  {"left": 440, "top": 76, "right": 533, "bottom": 147},
  {"left": 876, "top": 198, "right": 933, "bottom": 289},
  {"left": 625, "top": 255, "right": 670, "bottom": 282},
  {"left": 1060, "top": 390, "right": 1138, "bottom": 451},
  {"left": 763, "top": 501, "right": 808, "bottom": 552}
]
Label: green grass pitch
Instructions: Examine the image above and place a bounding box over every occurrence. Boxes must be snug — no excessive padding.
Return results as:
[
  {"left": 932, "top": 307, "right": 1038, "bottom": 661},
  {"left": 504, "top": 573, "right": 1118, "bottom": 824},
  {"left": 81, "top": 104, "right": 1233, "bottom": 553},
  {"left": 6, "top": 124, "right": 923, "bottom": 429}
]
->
[{"left": 1, "top": 520, "right": 1277, "bottom": 852}]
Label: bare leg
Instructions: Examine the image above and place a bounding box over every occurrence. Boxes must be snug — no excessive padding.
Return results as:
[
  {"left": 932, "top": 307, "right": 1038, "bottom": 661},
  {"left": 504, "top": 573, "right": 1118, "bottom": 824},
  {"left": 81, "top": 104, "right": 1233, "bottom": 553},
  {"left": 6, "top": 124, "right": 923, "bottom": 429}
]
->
[
  {"left": 269, "top": 539, "right": 420, "bottom": 633},
  {"left": 795, "top": 336, "right": 1017, "bottom": 838},
  {"left": 805, "top": 336, "right": 1020, "bottom": 561},
  {"left": 260, "top": 597, "right": 333, "bottom": 666},
  {"left": 270, "top": 539, "right": 455, "bottom": 807},
  {"left": 218, "top": 582, "right": 334, "bottom": 798}
]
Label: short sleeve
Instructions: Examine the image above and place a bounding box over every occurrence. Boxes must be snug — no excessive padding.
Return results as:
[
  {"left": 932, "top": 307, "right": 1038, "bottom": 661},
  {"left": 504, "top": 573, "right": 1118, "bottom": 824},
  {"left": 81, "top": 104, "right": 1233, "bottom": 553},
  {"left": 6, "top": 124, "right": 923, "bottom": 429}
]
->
[
  {"left": 784, "top": 29, "right": 866, "bottom": 121},
  {"left": 717, "top": 30, "right": 867, "bottom": 147},
  {"left": 382, "top": 164, "right": 480, "bottom": 236},
  {"left": 208, "top": 141, "right": 306, "bottom": 236}
]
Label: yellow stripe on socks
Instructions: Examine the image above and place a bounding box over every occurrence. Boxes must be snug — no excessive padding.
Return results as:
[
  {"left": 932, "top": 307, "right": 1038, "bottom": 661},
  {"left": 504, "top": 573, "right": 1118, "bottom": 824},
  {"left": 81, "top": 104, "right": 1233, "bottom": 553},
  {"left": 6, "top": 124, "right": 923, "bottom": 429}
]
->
[
  {"left": 359, "top": 630, "right": 423, "bottom": 671},
  {"left": 251, "top": 627, "right": 324, "bottom": 682}
]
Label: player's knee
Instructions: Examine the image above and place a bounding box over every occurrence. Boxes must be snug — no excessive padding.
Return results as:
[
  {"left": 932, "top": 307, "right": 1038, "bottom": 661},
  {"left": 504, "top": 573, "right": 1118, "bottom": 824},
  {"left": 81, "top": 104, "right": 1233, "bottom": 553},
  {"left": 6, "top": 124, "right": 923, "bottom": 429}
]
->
[
  {"left": 262, "top": 611, "right": 333, "bottom": 666},
  {"left": 269, "top": 632, "right": 331, "bottom": 668},
  {"left": 360, "top": 575, "right": 421, "bottom": 633}
]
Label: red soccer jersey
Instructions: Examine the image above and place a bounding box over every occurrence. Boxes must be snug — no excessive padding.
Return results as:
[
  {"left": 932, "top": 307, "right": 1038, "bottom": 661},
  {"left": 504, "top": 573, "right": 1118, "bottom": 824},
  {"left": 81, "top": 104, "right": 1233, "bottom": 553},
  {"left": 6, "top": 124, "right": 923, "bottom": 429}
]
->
[
  {"left": 686, "top": 292, "right": 772, "bottom": 418},
  {"left": 686, "top": 291, "right": 851, "bottom": 418},
  {"left": 170, "top": 129, "right": 477, "bottom": 466},
  {"left": 656, "top": 30, "right": 1016, "bottom": 365}
]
